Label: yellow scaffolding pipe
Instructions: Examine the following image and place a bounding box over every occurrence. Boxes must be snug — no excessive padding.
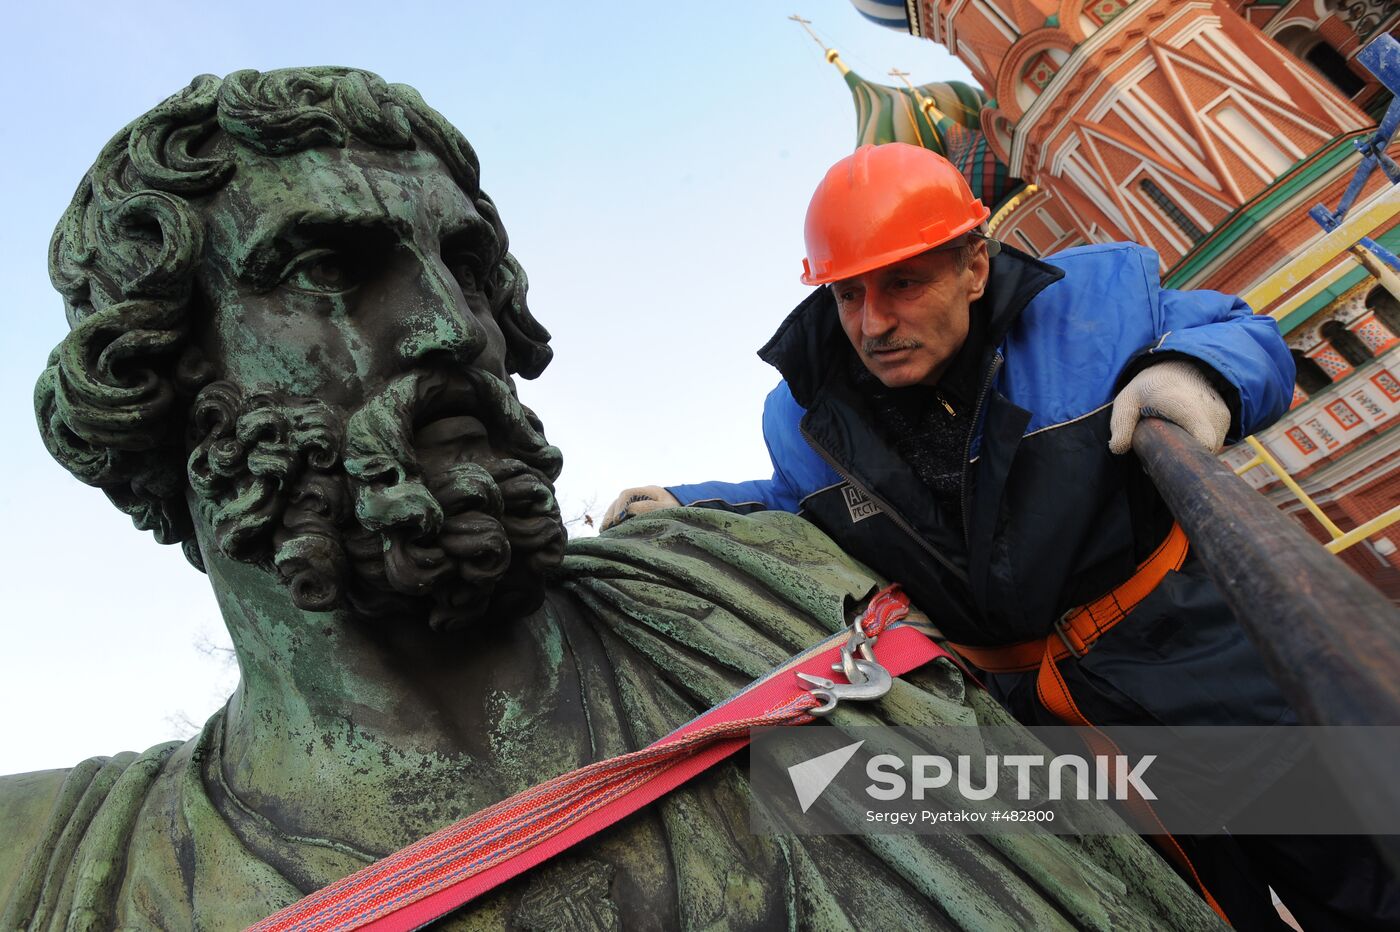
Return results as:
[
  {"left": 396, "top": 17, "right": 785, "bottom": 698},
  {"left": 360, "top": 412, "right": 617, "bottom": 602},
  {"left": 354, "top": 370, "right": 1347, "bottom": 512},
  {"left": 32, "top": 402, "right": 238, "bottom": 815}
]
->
[
  {"left": 1240, "top": 437, "right": 1346, "bottom": 537},
  {"left": 1218, "top": 174, "right": 1400, "bottom": 562},
  {"left": 1259, "top": 256, "right": 1358, "bottom": 323},
  {"left": 1235, "top": 435, "right": 1400, "bottom": 555},
  {"left": 1325, "top": 504, "right": 1400, "bottom": 553},
  {"left": 1243, "top": 186, "right": 1400, "bottom": 313}
]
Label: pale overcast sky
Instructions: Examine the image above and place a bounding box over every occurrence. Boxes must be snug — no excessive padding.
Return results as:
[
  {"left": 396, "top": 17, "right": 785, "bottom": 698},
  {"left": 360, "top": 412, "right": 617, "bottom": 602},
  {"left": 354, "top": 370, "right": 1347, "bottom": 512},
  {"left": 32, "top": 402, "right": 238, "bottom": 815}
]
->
[{"left": 0, "top": 1, "right": 973, "bottom": 774}]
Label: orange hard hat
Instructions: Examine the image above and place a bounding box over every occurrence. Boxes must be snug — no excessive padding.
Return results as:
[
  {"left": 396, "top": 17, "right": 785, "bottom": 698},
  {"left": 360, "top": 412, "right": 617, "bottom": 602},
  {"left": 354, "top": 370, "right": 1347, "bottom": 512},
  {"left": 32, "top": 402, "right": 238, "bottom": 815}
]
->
[{"left": 800, "top": 143, "right": 990, "bottom": 286}]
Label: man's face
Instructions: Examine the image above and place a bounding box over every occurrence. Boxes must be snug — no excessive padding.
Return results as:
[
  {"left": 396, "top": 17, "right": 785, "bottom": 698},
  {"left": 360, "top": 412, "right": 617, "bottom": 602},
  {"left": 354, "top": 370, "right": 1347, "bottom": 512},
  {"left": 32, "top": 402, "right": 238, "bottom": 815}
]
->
[
  {"left": 831, "top": 241, "right": 990, "bottom": 388},
  {"left": 188, "top": 139, "right": 564, "bottom": 630}
]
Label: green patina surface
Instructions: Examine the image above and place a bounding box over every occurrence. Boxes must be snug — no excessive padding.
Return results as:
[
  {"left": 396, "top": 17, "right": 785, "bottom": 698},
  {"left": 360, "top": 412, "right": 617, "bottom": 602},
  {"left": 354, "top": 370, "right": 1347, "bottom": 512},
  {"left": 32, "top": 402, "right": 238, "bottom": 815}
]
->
[
  {"left": 0, "top": 509, "right": 1222, "bottom": 931},
  {"left": 2, "top": 67, "right": 1223, "bottom": 930}
]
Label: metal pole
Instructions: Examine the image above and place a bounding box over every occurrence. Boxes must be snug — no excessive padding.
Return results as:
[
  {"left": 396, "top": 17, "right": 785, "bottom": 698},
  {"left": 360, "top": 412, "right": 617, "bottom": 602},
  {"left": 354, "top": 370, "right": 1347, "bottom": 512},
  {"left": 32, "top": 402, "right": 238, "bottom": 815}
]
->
[
  {"left": 1133, "top": 418, "right": 1400, "bottom": 725},
  {"left": 1131, "top": 417, "right": 1400, "bottom": 867},
  {"left": 1133, "top": 418, "right": 1400, "bottom": 867}
]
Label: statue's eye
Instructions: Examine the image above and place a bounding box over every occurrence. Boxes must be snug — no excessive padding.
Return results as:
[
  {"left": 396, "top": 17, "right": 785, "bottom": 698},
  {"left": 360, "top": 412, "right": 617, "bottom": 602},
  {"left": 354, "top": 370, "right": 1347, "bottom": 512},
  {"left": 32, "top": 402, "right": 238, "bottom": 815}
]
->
[
  {"left": 446, "top": 257, "right": 476, "bottom": 289},
  {"left": 281, "top": 249, "right": 361, "bottom": 295},
  {"left": 441, "top": 247, "right": 482, "bottom": 292},
  {"left": 441, "top": 228, "right": 494, "bottom": 294}
]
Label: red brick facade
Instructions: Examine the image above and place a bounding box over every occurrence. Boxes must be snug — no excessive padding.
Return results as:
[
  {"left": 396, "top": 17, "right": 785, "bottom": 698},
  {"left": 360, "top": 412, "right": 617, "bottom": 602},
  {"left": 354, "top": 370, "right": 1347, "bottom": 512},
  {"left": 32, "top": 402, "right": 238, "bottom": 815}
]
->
[{"left": 911, "top": 1, "right": 1400, "bottom": 600}]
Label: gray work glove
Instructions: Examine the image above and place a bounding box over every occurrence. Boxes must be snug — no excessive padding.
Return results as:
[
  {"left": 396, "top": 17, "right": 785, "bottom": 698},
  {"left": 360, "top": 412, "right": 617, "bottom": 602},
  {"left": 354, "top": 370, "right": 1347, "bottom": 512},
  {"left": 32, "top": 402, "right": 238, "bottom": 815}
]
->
[
  {"left": 1108, "top": 359, "right": 1231, "bottom": 455},
  {"left": 601, "top": 485, "right": 680, "bottom": 531}
]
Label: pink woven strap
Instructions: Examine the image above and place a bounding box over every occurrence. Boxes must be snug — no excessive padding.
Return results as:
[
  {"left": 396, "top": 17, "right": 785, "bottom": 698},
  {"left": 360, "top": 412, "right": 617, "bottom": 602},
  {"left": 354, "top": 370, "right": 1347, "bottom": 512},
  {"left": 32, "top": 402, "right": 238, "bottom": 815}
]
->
[{"left": 248, "top": 586, "right": 944, "bottom": 932}]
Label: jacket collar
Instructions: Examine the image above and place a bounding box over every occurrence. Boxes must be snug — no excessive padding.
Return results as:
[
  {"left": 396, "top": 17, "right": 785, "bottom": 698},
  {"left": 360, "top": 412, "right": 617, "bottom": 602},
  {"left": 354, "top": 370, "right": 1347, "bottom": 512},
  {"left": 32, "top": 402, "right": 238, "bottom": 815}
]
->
[{"left": 757, "top": 244, "right": 1066, "bottom": 407}]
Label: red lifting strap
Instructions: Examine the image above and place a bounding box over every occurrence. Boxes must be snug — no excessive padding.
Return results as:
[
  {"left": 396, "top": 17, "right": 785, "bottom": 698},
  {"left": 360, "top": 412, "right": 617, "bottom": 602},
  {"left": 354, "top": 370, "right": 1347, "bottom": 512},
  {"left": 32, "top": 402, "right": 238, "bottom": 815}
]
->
[{"left": 248, "top": 587, "right": 942, "bottom": 932}]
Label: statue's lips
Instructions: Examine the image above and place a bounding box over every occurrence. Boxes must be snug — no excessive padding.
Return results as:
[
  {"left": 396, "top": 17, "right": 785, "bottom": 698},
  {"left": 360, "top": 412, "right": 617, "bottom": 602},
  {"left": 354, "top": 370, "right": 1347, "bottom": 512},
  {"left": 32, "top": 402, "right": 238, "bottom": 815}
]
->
[
  {"left": 496, "top": 469, "right": 554, "bottom": 514},
  {"left": 498, "top": 470, "right": 563, "bottom": 550},
  {"left": 412, "top": 374, "right": 550, "bottom": 479},
  {"left": 416, "top": 414, "right": 490, "bottom": 454},
  {"left": 413, "top": 374, "right": 480, "bottom": 428},
  {"left": 440, "top": 513, "right": 512, "bottom": 581},
  {"left": 403, "top": 370, "right": 563, "bottom": 558},
  {"left": 412, "top": 412, "right": 561, "bottom": 552},
  {"left": 416, "top": 416, "right": 550, "bottom": 491}
]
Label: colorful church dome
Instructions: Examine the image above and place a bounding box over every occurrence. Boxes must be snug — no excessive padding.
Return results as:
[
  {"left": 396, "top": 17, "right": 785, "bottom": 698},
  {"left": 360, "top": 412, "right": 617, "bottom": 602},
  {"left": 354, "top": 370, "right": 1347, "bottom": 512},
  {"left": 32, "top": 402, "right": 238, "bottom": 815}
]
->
[
  {"left": 790, "top": 14, "right": 1023, "bottom": 212},
  {"left": 848, "top": 0, "right": 917, "bottom": 34},
  {"left": 842, "top": 68, "right": 1023, "bottom": 214}
]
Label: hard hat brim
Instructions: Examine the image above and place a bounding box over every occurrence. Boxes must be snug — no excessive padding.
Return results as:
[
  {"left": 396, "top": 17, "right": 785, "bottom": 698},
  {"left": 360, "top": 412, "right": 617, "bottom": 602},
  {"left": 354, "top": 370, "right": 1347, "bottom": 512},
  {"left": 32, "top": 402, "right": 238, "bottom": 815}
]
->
[{"left": 799, "top": 203, "right": 990, "bottom": 286}]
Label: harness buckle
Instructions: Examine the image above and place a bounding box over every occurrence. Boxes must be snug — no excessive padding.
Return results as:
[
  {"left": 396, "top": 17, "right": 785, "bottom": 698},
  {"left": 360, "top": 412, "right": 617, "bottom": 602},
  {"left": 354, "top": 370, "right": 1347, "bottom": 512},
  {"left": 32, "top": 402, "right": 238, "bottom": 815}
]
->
[{"left": 1054, "top": 612, "right": 1087, "bottom": 660}]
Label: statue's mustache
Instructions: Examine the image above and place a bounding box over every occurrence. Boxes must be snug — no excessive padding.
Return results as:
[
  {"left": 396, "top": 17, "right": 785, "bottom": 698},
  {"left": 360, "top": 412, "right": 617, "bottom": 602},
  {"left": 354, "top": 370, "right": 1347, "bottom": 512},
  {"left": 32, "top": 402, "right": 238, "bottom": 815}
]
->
[
  {"left": 412, "top": 368, "right": 561, "bottom": 479},
  {"left": 343, "top": 367, "right": 561, "bottom": 532},
  {"left": 340, "top": 366, "right": 565, "bottom": 628}
]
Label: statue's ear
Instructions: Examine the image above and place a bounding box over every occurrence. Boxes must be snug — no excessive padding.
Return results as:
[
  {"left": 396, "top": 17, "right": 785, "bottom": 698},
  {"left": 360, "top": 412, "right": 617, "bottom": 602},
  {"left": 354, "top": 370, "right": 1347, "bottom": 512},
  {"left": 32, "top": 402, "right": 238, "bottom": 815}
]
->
[{"left": 492, "top": 252, "right": 552, "bottom": 380}]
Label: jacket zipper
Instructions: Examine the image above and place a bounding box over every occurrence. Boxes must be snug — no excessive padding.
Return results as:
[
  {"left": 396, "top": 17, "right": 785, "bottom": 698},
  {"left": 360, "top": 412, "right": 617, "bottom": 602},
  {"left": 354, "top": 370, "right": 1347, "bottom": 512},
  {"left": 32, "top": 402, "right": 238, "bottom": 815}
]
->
[
  {"left": 961, "top": 351, "right": 1004, "bottom": 551},
  {"left": 799, "top": 422, "right": 971, "bottom": 583}
]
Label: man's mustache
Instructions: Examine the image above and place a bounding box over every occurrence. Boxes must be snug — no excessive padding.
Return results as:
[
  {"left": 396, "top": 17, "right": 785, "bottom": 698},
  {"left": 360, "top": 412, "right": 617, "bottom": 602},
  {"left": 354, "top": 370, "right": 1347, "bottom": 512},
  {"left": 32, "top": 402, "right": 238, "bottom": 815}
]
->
[{"left": 863, "top": 336, "right": 923, "bottom": 354}]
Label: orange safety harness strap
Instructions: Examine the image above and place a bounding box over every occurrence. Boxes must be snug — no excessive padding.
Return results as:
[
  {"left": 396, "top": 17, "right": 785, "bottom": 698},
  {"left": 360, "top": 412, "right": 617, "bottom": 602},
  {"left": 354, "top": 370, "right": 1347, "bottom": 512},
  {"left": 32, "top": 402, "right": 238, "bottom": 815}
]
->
[
  {"left": 948, "top": 522, "right": 1189, "bottom": 675},
  {"left": 946, "top": 523, "right": 1230, "bottom": 925}
]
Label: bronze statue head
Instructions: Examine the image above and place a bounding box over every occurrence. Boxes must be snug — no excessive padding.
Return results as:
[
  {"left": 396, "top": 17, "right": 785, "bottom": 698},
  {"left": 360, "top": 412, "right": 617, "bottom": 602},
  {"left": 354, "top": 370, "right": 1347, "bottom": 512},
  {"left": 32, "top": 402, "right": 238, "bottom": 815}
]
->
[{"left": 37, "top": 67, "right": 565, "bottom": 631}]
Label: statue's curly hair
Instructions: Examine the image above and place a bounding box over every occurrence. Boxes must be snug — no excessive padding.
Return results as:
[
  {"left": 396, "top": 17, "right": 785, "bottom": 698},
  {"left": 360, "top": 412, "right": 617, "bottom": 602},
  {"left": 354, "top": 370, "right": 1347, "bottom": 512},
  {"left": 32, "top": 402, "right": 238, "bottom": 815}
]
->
[{"left": 35, "top": 67, "right": 553, "bottom": 568}]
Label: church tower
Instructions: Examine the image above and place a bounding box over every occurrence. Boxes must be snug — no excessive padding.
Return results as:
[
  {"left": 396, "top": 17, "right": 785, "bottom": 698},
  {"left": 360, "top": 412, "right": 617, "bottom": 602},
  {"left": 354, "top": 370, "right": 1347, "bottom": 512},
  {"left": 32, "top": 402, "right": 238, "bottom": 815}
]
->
[
  {"left": 842, "top": 1, "right": 1400, "bottom": 593},
  {"left": 912, "top": 1, "right": 1374, "bottom": 291}
]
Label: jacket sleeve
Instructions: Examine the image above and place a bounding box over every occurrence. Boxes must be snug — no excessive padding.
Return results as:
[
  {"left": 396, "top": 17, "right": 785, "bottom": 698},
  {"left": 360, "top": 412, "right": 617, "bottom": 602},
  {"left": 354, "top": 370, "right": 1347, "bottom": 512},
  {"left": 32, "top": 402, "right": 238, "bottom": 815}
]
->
[
  {"left": 666, "top": 381, "right": 832, "bottom": 514},
  {"left": 1120, "top": 273, "right": 1296, "bottom": 441},
  {"left": 665, "top": 475, "right": 802, "bottom": 513}
]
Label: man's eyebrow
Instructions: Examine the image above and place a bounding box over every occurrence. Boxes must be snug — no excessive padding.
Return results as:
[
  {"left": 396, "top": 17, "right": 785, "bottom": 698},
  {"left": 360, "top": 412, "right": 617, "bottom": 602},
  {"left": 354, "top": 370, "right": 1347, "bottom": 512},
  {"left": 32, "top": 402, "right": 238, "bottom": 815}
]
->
[{"left": 233, "top": 209, "right": 402, "bottom": 288}]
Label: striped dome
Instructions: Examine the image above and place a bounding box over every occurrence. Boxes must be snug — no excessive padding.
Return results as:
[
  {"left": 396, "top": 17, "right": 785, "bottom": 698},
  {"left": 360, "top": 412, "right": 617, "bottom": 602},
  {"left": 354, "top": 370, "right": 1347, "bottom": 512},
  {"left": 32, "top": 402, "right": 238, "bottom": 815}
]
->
[
  {"left": 848, "top": 0, "right": 915, "bottom": 34},
  {"left": 844, "top": 72, "right": 1024, "bottom": 214}
]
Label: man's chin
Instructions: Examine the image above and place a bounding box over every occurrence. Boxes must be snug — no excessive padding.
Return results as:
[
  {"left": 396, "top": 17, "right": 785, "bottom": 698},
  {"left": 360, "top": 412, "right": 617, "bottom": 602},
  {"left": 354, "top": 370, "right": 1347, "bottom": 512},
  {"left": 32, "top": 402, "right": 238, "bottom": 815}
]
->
[{"left": 864, "top": 363, "right": 932, "bottom": 389}]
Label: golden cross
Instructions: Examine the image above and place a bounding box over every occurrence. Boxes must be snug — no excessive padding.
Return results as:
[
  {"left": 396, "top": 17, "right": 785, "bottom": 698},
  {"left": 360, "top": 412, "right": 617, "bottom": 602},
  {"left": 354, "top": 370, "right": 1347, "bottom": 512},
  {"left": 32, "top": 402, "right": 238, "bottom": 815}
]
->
[
  {"left": 889, "top": 68, "right": 947, "bottom": 147},
  {"left": 789, "top": 13, "right": 826, "bottom": 49}
]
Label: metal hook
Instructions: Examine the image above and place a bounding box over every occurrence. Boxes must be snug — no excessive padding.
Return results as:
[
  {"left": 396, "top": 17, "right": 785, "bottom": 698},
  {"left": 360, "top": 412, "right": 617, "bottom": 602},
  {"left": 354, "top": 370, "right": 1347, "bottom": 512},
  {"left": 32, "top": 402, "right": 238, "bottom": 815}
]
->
[
  {"left": 796, "top": 611, "right": 895, "bottom": 716},
  {"left": 797, "top": 657, "right": 893, "bottom": 717},
  {"left": 837, "top": 640, "right": 878, "bottom": 685}
]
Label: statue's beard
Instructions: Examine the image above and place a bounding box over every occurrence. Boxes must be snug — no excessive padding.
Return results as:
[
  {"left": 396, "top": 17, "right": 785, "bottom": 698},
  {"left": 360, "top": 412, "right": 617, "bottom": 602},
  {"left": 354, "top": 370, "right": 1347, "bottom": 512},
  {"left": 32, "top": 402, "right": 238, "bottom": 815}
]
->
[{"left": 187, "top": 368, "right": 565, "bottom": 631}]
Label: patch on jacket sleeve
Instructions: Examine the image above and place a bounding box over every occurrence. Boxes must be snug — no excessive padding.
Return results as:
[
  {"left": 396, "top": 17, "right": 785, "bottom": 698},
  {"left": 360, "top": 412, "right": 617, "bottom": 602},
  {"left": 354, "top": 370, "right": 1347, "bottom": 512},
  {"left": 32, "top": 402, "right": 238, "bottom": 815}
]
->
[{"left": 842, "top": 484, "right": 881, "bottom": 523}]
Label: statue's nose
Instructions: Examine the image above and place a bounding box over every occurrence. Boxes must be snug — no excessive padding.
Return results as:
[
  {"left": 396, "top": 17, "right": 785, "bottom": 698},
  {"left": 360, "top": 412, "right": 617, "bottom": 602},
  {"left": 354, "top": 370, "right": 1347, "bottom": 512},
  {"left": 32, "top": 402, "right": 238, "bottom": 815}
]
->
[{"left": 392, "top": 246, "right": 490, "bottom": 368}]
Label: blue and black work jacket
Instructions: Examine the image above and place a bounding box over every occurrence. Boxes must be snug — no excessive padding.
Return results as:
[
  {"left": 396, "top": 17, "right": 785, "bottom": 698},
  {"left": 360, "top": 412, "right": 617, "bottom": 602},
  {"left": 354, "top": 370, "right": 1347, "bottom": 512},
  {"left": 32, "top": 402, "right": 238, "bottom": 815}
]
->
[{"left": 668, "top": 243, "right": 1299, "bottom": 728}]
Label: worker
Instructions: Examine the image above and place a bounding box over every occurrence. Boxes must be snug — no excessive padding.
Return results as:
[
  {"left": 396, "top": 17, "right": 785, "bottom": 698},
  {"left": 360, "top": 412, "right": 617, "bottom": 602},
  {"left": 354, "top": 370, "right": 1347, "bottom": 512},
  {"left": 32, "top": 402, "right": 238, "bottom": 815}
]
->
[{"left": 603, "top": 143, "right": 1399, "bottom": 929}]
